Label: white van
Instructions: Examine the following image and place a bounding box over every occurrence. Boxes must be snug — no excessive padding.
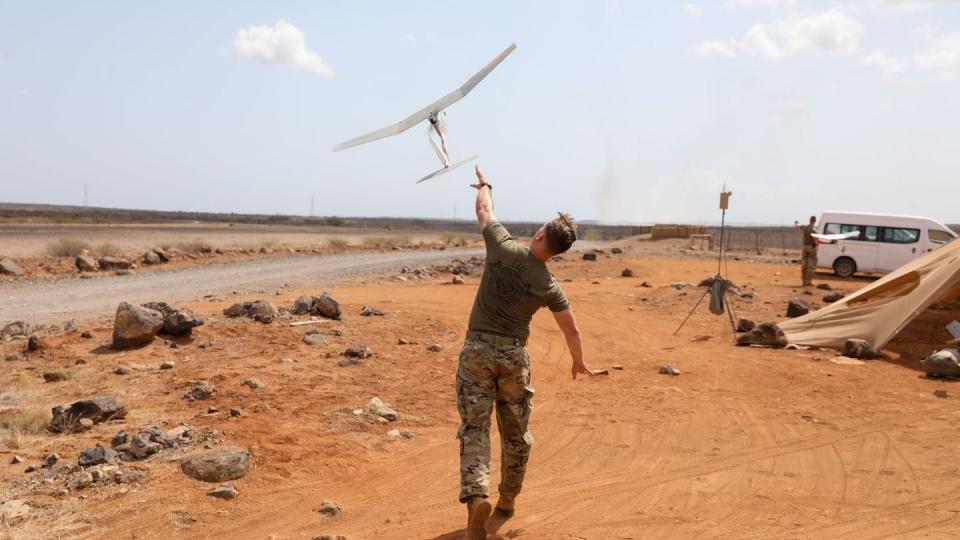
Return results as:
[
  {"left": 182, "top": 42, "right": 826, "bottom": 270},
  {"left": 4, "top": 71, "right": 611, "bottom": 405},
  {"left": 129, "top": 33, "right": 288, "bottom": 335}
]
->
[{"left": 817, "top": 211, "right": 957, "bottom": 277}]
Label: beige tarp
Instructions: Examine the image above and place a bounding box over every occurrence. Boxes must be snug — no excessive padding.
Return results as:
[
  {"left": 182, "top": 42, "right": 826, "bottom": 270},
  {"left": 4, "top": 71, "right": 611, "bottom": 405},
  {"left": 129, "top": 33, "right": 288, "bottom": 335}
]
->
[{"left": 780, "top": 238, "right": 960, "bottom": 350}]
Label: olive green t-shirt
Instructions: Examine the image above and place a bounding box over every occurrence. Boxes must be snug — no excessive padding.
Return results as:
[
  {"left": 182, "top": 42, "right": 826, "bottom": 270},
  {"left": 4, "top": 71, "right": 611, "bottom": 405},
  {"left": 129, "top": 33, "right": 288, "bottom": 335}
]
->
[
  {"left": 803, "top": 224, "right": 818, "bottom": 247},
  {"left": 467, "top": 221, "right": 570, "bottom": 340}
]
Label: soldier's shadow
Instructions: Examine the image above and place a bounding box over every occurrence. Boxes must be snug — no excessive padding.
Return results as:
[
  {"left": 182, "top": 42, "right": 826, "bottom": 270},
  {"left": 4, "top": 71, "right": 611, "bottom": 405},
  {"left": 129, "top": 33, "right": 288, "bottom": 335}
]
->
[{"left": 430, "top": 514, "right": 524, "bottom": 539}]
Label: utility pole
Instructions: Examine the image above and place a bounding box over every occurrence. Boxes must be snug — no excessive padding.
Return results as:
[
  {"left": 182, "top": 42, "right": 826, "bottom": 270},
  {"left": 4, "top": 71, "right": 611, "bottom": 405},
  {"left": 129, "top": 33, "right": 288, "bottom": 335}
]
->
[
  {"left": 83, "top": 183, "right": 88, "bottom": 207},
  {"left": 310, "top": 195, "right": 315, "bottom": 217}
]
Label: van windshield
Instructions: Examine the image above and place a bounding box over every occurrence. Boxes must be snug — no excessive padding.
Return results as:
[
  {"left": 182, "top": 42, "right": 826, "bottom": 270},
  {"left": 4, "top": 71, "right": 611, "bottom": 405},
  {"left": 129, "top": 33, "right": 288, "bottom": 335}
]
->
[{"left": 929, "top": 229, "right": 957, "bottom": 244}]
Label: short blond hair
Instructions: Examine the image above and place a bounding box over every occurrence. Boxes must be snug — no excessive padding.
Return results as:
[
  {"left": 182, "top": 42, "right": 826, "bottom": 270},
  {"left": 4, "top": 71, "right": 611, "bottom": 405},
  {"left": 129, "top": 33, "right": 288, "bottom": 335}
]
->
[{"left": 544, "top": 212, "right": 577, "bottom": 255}]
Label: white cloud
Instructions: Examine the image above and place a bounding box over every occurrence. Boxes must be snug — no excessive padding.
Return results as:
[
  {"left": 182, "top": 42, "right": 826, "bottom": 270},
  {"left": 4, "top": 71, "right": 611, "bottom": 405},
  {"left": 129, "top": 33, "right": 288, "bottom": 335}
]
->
[
  {"left": 727, "top": 0, "right": 797, "bottom": 9},
  {"left": 859, "top": 50, "right": 908, "bottom": 77},
  {"left": 606, "top": 0, "right": 621, "bottom": 17},
  {"left": 870, "top": 0, "right": 932, "bottom": 13},
  {"left": 685, "top": 3, "right": 704, "bottom": 17},
  {"left": 233, "top": 20, "right": 333, "bottom": 76},
  {"left": 695, "top": 9, "right": 863, "bottom": 61},
  {"left": 914, "top": 32, "right": 960, "bottom": 79}
]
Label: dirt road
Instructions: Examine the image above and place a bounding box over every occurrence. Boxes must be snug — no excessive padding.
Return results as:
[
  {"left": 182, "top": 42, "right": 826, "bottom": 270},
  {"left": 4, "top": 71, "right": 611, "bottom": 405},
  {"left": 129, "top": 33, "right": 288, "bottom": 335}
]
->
[{"left": 0, "top": 249, "right": 481, "bottom": 325}]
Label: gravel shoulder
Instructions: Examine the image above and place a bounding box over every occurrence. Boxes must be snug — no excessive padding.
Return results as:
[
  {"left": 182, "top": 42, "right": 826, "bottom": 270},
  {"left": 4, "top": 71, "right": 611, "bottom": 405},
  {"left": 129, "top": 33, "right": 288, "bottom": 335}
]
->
[{"left": 0, "top": 248, "right": 481, "bottom": 325}]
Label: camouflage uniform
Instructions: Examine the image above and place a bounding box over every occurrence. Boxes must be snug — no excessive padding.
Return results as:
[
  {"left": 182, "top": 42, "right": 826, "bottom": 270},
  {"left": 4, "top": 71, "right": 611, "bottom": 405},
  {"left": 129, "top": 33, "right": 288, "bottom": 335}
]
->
[
  {"left": 801, "top": 224, "right": 818, "bottom": 286},
  {"left": 457, "top": 332, "right": 534, "bottom": 502}
]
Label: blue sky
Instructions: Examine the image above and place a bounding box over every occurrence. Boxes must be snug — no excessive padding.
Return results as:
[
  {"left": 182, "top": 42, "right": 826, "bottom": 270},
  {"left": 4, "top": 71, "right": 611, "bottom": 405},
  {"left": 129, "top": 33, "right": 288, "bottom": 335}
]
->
[{"left": 1, "top": 1, "right": 959, "bottom": 225}]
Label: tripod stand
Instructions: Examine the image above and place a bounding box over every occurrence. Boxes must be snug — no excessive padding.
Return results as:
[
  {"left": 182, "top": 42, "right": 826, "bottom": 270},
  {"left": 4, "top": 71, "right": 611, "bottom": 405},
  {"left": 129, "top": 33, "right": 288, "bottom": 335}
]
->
[{"left": 674, "top": 191, "right": 740, "bottom": 340}]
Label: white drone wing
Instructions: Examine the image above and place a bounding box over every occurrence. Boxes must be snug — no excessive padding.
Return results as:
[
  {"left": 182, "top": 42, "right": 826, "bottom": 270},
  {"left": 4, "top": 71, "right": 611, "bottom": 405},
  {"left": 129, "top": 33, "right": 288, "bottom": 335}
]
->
[
  {"left": 811, "top": 231, "right": 861, "bottom": 241},
  {"left": 332, "top": 43, "right": 517, "bottom": 152},
  {"left": 416, "top": 155, "right": 479, "bottom": 184}
]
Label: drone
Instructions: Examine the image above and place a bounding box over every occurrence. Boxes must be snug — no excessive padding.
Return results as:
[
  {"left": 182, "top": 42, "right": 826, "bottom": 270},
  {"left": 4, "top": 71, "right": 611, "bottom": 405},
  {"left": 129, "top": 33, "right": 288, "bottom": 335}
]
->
[{"left": 333, "top": 43, "right": 517, "bottom": 183}]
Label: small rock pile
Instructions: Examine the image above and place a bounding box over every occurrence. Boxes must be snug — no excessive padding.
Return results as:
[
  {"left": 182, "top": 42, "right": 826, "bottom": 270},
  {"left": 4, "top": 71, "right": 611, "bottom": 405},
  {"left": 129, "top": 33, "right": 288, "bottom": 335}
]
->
[
  {"left": 292, "top": 293, "right": 342, "bottom": 320},
  {"left": 224, "top": 300, "right": 279, "bottom": 324}
]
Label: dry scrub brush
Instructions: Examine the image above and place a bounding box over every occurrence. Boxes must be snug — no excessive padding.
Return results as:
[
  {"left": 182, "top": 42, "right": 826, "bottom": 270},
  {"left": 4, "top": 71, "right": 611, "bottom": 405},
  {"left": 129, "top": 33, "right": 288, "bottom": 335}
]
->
[{"left": 45, "top": 238, "right": 90, "bottom": 257}]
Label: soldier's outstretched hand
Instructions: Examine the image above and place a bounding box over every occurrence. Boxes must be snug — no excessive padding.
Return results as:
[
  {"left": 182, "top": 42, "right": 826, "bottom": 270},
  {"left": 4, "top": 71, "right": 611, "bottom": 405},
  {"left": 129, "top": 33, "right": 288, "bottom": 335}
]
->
[{"left": 572, "top": 358, "right": 594, "bottom": 379}]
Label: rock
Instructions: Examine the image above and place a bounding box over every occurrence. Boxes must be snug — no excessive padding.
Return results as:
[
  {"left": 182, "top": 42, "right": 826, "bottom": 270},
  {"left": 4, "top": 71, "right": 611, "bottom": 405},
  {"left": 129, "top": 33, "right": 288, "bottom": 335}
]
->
[
  {"left": 671, "top": 282, "right": 689, "bottom": 290},
  {"left": 640, "top": 281, "right": 653, "bottom": 288},
  {"left": 207, "top": 484, "right": 239, "bottom": 499},
  {"left": 75, "top": 255, "right": 98, "bottom": 272},
  {"left": 303, "top": 333, "right": 326, "bottom": 346},
  {"left": 611, "top": 247, "right": 623, "bottom": 254},
  {"left": 0, "top": 499, "right": 30, "bottom": 524},
  {"left": 112, "top": 302, "right": 164, "bottom": 349},
  {"left": 427, "top": 343, "right": 442, "bottom": 353},
  {"left": 317, "top": 501, "right": 342, "bottom": 517},
  {"left": 127, "top": 429, "right": 163, "bottom": 459},
  {"left": 612, "top": 365, "right": 624, "bottom": 370},
  {"left": 114, "top": 468, "right": 147, "bottom": 484},
  {"left": 922, "top": 349, "right": 960, "bottom": 378},
  {"left": 229, "top": 408, "right": 242, "bottom": 417},
  {"left": 935, "top": 389, "right": 949, "bottom": 399},
  {"left": 11, "top": 455, "right": 23, "bottom": 464},
  {"left": 0, "top": 258, "right": 25, "bottom": 276},
  {"left": 180, "top": 447, "right": 250, "bottom": 483},
  {"left": 397, "top": 338, "right": 410, "bottom": 345},
  {"left": 582, "top": 252, "right": 597, "bottom": 261},
  {"left": 153, "top": 248, "right": 171, "bottom": 263},
  {"left": 208, "top": 405, "right": 219, "bottom": 413},
  {"left": 162, "top": 309, "right": 204, "bottom": 336},
  {"left": 78, "top": 418, "right": 95, "bottom": 430},
  {"left": 816, "top": 283, "right": 832, "bottom": 291},
  {"left": 4, "top": 353, "right": 21, "bottom": 362},
  {"left": 293, "top": 295, "right": 314, "bottom": 315},
  {"left": 98, "top": 256, "right": 132, "bottom": 270},
  {"left": 786, "top": 299, "right": 811, "bottom": 318},
  {"left": 143, "top": 251, "right": 162, "bottom": 265},
  {"left": 452, "top": 275, "right": 465, "bottom": 285},
  {"left": 621, "top": 268, "right": 634, "bottom": 278},
  {"left": 843, "top": 339, "right": 877, "bottom": 359},
  {"left": 243, "top": 378, "right": 266, "bottom": 390},
  {"left": 367, "top": 397, "right": 398, "bottom": 421},
  {"left": 343, "top": 345, "right": 372, "bottom": 359},
  {"left": 43, "top": 453, "right": 59, "bottom": 468},
  {"left": 338, "top": 358, "right": 360, "bottom": 367},
  {"left": 78, "top": 445, "right": 118, "bottom": 467},
  {"left": 50, "top": 396, "right": 127, "bottom": 433},
  {"left": 81, "top": 329, "right": 94, "bottom": 339},
  {"left": 160, "top": 361, "right": 175, "bottom": 370},
  {"left": 112, "top": 430, "right": 128, "bottom": 447},
  {"left": 311, "top": 535, "right": 347, "bottom": 540},
  {"left": 25, "top": 464, "right": 38, "bottom": 473},
  {"left": 659, "top": 364, "right": 681, "bottom": 376},
  {"left": 71, "top": 471, "right": 94, "bottom": 490},
  {"left": 186, "top": 381, "right": 217, "bottom": 401},
  {"left": 386, "top": 429, "right": 402, "bottom": 440},
  {"left": 1, "top": 321, "right": 29, "bottom": 337},
  {"left": 223, "top": 301, "right": 278, "bottom": 323},
  {"left": 736, "top": 318, "right": 756, "bottom": 333},
  {"left": 737, "top": 323, "right": 788, "bottom": 347},
  {"left": 823, "top": 291, "right": 846, "bottom": 303},
  {"left": 113, "top": 366, "right": 131, "bottom": 375},
  {"left": 42, "top": 371, "right": 69, "bottom": 382},
  {"left": 27, "top": 335, "right": 41, "bottom": 352},
  {"left": 311, "top": 293, "right": 342, "bottom": 320},
  {"left": 360, "top": 306, "right": 384, "bottom": 317}
]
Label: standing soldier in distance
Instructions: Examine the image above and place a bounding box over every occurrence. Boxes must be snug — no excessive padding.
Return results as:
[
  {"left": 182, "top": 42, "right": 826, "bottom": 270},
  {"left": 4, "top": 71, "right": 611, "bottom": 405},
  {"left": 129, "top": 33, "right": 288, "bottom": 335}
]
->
[
  {"left": 458, "top": 165, "right": 594, "bottom": 539},
  {"left": 795, "top": 215, "right": 820, "bottom": 286}
]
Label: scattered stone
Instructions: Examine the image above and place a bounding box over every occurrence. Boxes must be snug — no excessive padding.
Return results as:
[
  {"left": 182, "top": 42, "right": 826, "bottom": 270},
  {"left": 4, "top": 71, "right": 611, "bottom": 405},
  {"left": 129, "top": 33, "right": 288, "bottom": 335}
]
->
[
  {"left": 186, "top": 381, "right": 217, "bottom": 401},
  {"left": 640, "top": 281, "right": 653, "bottom": 288},
  {"left": 343, "top": 345, "right": 372, "bottom": 359},
  {"left": 842, "top": 339, "right": 877, "bottom": 359},
  {"left": 786, "top": 299, "right": 811, "bottom": 318},
  {"left": 0, "top": 258, "right": 25, "bottom": 276},
  {"left": 71, "top": 470, "right": 94, "bottom": 490},
  {"left": 75, "top": 254, "right": 99, "bottom": 272},
  {"left": 311, "top": 535, "right": 347, "bottom": 540},
  {"left": 592, "top": 369, "right": 610, "bottom": 375},
  {"left": 816, "top": 283, "right": 832, "bottom": 291},
  {"left": 143, "top": 251, "right": 162, "bottom": 265},
  {"left": 367, "top": 397, "right": 398, "bottom": 421},
  {"left": 427, "top": 343, "right": 442, "bottom": 353},
  {"left": 114, "top": 468, "right": 147, "bottom": 484},
  {"left": 81, "top": 329, "right": 94, "bottom": 339},
  {"left": 160, "top": 361, "right": 175, "bottom": 370},
  {"left": 78, "top": 445, "right": 118, "bottom": 467},
  {"left": 11, "top": 455, "right": 23, "bottom": 464},
  {"left": 98, "top": 256, "right": 132, "bottom": 270},
  {"left": 736, "top": 318, "right": 756, "bottom": 333},
  {"left": 0, "top": 499, "right": 30, "bottom": 524},
  {"left": 317, "top": 501, "right": 342, "bottom": 517},
  {"left": 1, "top": 320, "right": 29, "bottom": 337},
  {"left": 78, "top": 418, "right": 95, "bottom": 431},
  {"left": 338, "top": 358, "right": 360, "bottom": 368},
  {"left": 207, "top": 484, "right": 239, "bottom": 499},
  {"left": 659, "top": 364, "right": 681, "bottom": 376},
  {"left": 42, "top": 453, "right": 60, "bottom": 468},
  {"left": 42, "top": 371, "right": 70, "bottom": 382},
  {"left": 25, "top": 464, "right": 38, "bottom": 473},
  {"left": 113, "top": 366, "right": 131, "bottom": 375},
  {"left": 612, "top": 364, "right": 624, "bottom": 370},
  {"left": 736, "top": 323, "right": 788, "bottom": 348},
  {"left": 293, "top": 295, "right": 314, "bottom": 315},
  {"left": 162, "top": 309, "right": 204, "bottom": 336},
  {"left": 303, "top": 333, "right": 326, "bottom": 346},
  {"left": 229, "top": 408, "right": 242, "bottom": 417},
  {"left": 50, "top": 396, "right": 127, "bottom": 433},
  {"left": 243, "top": 378, "right": 266, "bottom": 390},
  {"left": 611, "top": 247, "right": 623, "bottom": 254},
  {"left": 180, "top": 447, "right": 250, "bottom": 482},
  {"left": 153, "top": 248, "right": 171, "bottom": 263},
  {"left": 452, "top": 275, "right": 465, "bottom": 285},
  {"left": 4, "top": 353, "right": 21, "bottom": 362},
  {"left": 671, "top": 282, "right": 689, "bottom": 290},
  {"left": 27, "top": 335, "right": 41, "bottom": 352},
  {"left": 922, "top": 349, "right": 960, "bottom": 378},
  {"left": 112, "top": 302, "right": 164, "bottom": 349},
  {"left": 582, "top": 252, "right": 597, "bottom": 261},
  {"left": 823, "top": 291, "right": 846, "bottom": 303},
  {"left": 397, "top": 338, "right": 410, "bottom": 345},
  {"left": 223, "top": 300, "right": 278, "bottom": 323},
  {"left": 208, "top": 405, "right": 219, "bottom": 413},
  {"left": 360, "top": 306, "right": 384, "bottom": 317},
  {"left": 935, "top": 389, "right": 948, "bottom": 399},
  {"left": 112, "top": 431, "right": 128, "bottom": 447},
  {"left": 311, "top": 293, "right": 342, "bottom": 320},
  {"left": 386, "top": 429, "right": 402, "bottom": 440},
  {"left": 621, "top": 268, "right": 634, "bottom": 278}
]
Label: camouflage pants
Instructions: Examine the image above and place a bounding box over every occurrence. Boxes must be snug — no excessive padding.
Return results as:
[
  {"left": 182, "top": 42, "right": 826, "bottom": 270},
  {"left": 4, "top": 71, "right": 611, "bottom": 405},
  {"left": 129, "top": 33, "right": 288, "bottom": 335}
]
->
[
  {"left": 801, "top": 246, "right": 818, "bottom": 285},
  {"left": 456, "top": 334, "right": 534, "bottom": 503}
]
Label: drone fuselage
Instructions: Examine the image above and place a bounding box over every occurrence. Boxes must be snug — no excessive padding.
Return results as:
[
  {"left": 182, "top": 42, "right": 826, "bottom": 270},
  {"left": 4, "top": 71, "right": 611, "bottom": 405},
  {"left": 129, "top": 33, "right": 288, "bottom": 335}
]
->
[{"left": 428, "top": 111, "right": 450, "bottom": 166}]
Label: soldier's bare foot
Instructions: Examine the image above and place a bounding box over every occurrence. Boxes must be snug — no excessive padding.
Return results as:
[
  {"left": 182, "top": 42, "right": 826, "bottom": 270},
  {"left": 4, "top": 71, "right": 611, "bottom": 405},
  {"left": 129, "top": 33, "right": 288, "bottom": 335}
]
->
[{"left": 466, "top": 496, "right": 491, "bottom": 539}]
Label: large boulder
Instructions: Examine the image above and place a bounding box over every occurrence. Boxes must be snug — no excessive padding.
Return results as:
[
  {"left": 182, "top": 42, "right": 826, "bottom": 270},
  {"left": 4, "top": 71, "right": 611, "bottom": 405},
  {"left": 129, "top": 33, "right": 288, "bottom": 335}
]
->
[
  {"left": 786, "top": 299, "right": 811, "bottom": 318},
  {"left": 843, "top": 339, "right": 877, "bottom": 359},
  {"left": 180, "top": 447, "right": 250, "bottom": 482},
  {"left": 921, "top": 349, "right": 960, "bottom": 378},
  {"left": 50, "top": 396, "right": 127, "bottom": 433},
  {"left": 736, "top": 323, "right": 787, "bottom": 347},
  {"left": 311, "top": 293, "right": 342, "bottom": 320},
  {"left": 113, "top": 302, "right": 163, "bottom": 348},
  {"left": 75, "top": 255, "right": 98, "bottom": 272},
  {"left": 98, "top": 256, "right": 132, "bottom": 270},
  {"left": 0, "top": 258, "right": 24, "bottom": 276}
]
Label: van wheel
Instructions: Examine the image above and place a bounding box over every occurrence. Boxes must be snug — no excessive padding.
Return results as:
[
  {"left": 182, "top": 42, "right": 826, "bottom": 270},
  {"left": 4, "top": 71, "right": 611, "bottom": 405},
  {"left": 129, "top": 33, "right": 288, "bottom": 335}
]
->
[{"left": 833, "top": 257, "right": 856, "bottom": 278}]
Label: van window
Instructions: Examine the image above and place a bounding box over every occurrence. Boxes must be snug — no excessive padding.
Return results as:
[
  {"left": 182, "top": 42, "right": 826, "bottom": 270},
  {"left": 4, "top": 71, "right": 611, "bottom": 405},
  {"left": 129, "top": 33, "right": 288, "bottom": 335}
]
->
[
  {"left": 881, "top": 227, "right": 920, "bottom": 244},
  {"left": 824, "top": 223, "right": 841, "bottom": 235},
  {"left": 864, "top": 226, "right": 878, "bottom": 241},
  {"left": 929, "top": 230, "right": 956, "bottom": 244}
]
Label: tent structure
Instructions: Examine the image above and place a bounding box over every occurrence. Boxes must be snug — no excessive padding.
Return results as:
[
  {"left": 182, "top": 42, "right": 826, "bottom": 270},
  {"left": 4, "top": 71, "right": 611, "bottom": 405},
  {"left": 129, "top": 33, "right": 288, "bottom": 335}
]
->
[{"left": 780, "top": 238, "right": 960, "bottom": 351}]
